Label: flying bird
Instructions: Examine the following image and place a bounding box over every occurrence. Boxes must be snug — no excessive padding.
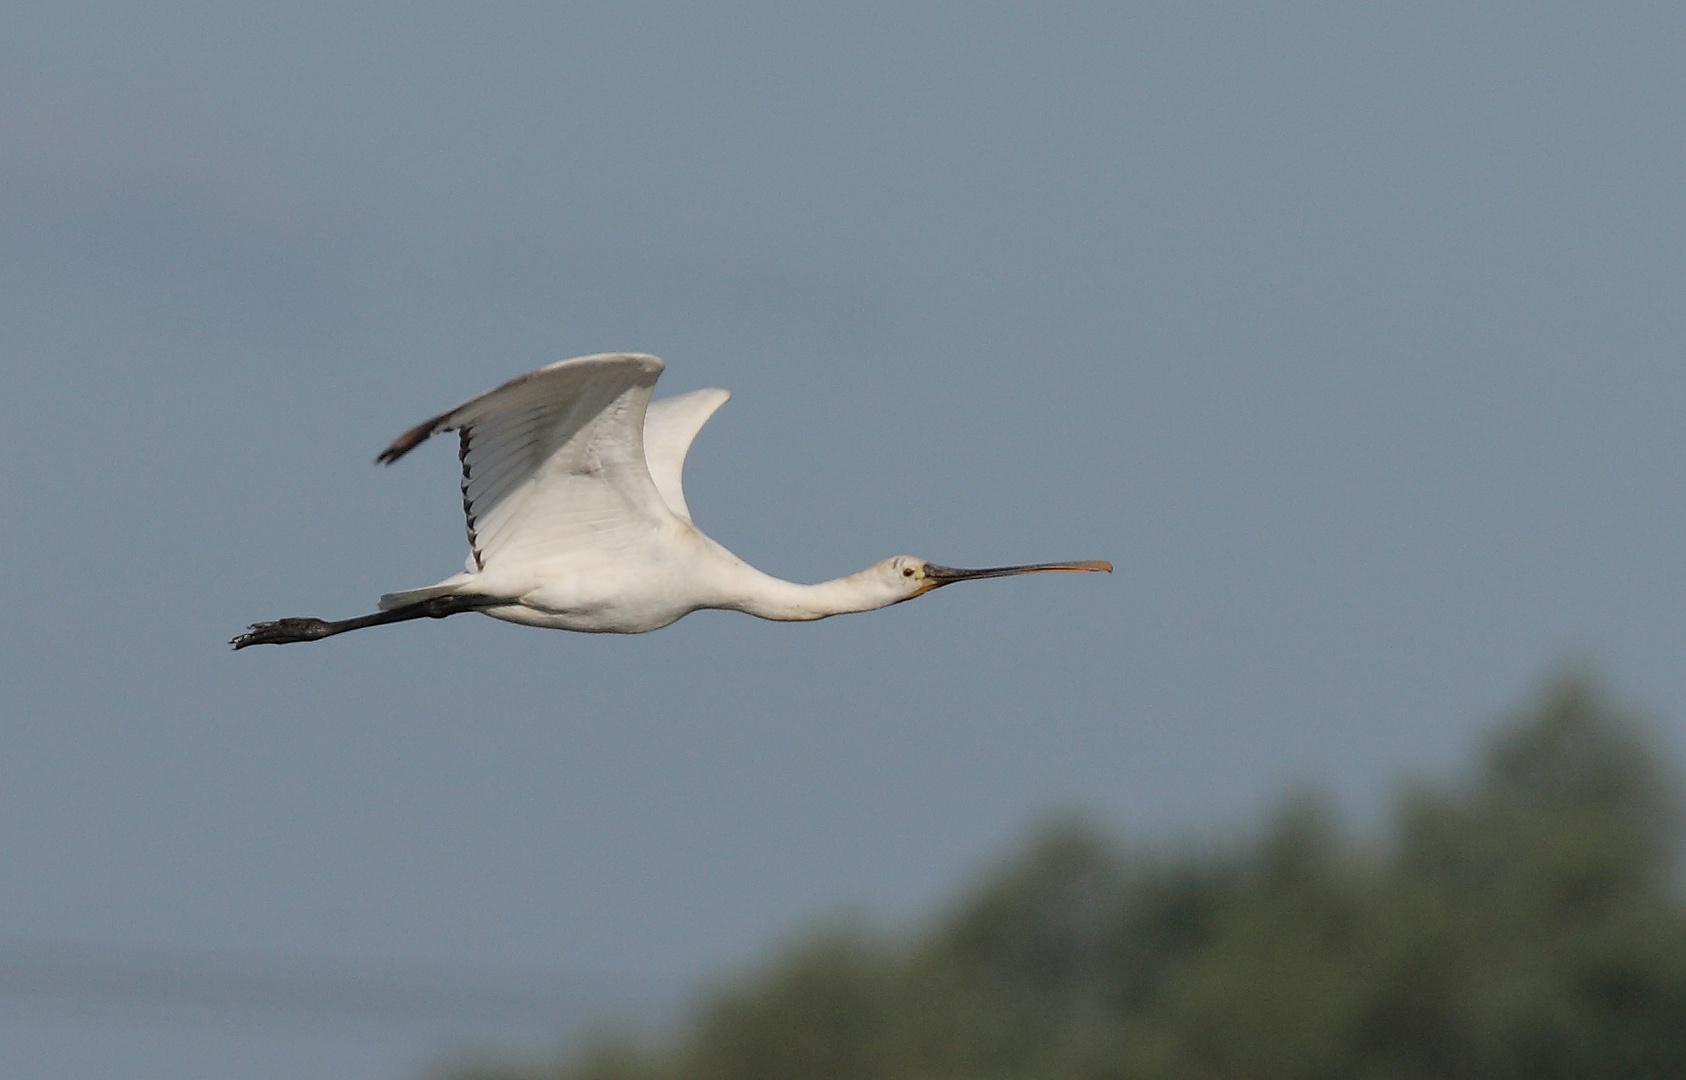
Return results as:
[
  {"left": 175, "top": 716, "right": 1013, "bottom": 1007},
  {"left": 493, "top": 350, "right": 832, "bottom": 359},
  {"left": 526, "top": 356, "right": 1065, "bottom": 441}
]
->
[{"left": 232, "top": 353, "right": 1109, "bottom": 649}]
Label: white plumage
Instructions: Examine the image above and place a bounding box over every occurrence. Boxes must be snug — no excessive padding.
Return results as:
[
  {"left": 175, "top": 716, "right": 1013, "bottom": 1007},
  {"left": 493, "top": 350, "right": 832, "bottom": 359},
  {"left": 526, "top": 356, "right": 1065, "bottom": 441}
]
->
[{"left": 233, "top": 353, "right": 1108, "bottom": 648}]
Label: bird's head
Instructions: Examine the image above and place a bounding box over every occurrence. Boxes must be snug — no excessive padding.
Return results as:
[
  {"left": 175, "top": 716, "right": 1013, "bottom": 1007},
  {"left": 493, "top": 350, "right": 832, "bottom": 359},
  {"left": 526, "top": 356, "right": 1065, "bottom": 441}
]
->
[{"left": 872, "top": 555, "right": 1113, "bottom": 603}]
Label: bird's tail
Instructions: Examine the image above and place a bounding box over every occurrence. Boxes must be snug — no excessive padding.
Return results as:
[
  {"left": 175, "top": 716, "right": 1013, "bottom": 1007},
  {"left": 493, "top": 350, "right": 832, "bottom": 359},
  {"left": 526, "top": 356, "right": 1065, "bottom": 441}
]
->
[{"left": 378, "top": 574, "right": 476, "bottom": 611}]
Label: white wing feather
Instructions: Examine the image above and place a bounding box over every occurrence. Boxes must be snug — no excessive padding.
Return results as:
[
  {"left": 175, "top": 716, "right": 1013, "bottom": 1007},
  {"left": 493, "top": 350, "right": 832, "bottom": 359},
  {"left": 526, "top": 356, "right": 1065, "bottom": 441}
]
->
[
  {"left": 642, "top": 387, "right": 730, "bottom": 523},
  {"left": 374, "top": 353, "right": 672, "bottom": 581}
]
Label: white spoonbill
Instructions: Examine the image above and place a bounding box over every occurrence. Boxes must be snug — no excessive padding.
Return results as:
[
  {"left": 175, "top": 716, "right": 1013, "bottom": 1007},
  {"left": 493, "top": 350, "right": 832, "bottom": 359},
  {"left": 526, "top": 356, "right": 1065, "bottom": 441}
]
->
[{"left": 232, "top": 353, "right": 1109, "bottom": 649}]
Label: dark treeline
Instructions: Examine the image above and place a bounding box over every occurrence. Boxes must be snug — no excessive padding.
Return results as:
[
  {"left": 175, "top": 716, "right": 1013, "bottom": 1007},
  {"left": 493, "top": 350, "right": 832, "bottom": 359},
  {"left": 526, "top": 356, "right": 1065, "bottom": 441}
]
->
[{"left": 448, "top": 676, "right": 1686, "bottom": 1080}]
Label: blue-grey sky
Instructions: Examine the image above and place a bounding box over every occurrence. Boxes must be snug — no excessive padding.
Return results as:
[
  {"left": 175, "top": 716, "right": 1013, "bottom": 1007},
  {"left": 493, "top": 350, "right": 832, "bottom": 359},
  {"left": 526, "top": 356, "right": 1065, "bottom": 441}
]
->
[{"left": 3, "top": 5, "right": 1684, "bottom": 1078}]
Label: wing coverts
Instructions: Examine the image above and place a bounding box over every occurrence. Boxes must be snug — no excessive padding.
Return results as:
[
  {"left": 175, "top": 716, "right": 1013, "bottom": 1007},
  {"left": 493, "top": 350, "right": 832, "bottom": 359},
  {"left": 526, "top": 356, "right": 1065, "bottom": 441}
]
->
[{"left": 376, "top": 353, "right": 671, "bottom": 573}]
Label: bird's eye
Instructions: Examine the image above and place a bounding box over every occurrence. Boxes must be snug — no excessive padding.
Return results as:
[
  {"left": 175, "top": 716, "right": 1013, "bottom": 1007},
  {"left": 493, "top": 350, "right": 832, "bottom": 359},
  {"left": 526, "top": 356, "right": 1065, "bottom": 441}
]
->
[{"left": 902, "top": 567, "right": 914, "bottom": 577}]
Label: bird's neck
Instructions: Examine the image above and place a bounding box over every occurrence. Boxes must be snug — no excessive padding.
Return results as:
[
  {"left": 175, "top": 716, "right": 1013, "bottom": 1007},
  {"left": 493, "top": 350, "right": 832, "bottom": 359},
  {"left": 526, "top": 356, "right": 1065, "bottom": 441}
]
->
[{"left": 726, "top": 563, "right": 898, "bottom": 622}]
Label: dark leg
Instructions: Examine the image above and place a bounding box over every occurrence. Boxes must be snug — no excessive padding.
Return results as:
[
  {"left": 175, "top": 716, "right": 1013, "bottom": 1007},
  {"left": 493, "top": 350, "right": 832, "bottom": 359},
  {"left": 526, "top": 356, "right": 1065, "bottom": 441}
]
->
[{"left": 231, "top": 593, "right": 501, "bottom": 649}]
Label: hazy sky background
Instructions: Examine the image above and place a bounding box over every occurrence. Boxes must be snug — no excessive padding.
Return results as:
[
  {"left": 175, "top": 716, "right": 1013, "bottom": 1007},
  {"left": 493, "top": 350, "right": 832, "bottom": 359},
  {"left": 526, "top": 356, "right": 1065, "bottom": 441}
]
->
[{"left": 3, "top": 5, "right": 1684, "bottom": 1078}]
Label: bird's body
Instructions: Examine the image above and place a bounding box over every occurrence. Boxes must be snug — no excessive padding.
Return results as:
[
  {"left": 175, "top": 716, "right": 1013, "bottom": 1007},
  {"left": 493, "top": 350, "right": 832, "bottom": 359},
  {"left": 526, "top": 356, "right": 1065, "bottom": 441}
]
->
[{"left": 234, "top": 353, "right": 1108, "bottom": 649}]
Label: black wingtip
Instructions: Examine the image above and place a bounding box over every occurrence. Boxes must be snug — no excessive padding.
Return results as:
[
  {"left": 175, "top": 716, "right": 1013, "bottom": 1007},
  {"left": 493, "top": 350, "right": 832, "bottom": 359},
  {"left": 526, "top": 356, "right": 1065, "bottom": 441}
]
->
[
  {"left": 375, "top": 426, "right": 428, "bottom": 466},
  {"left": 376, "top": 410, "right": 455, "bottom": 466},
  {"left": 374, "top": 437, "right": 416, "bottom": 466}
]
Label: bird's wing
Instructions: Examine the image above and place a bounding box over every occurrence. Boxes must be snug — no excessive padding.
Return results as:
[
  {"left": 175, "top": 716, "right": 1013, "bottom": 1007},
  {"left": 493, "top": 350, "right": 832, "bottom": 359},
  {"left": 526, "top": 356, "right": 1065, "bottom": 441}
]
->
[
  {"left": 642, "top": 388, "right": 730, "bottom": 523},
  {"left": 377, "top": 353, "right": 672, "bottom": 573}
]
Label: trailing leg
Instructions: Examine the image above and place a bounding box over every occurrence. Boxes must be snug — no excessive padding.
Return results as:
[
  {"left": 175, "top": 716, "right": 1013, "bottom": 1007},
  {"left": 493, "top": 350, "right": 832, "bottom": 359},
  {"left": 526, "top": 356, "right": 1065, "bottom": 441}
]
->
[{"left": 231, "top": 593, "right": 501, "bottom": 649}]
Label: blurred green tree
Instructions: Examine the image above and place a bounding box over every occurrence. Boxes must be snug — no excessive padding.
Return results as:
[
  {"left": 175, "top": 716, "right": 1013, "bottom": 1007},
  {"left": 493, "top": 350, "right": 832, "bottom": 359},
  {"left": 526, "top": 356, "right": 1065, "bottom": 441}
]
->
[{"left": 445, "top": 674, "right": 1686, "bottom": 1080}]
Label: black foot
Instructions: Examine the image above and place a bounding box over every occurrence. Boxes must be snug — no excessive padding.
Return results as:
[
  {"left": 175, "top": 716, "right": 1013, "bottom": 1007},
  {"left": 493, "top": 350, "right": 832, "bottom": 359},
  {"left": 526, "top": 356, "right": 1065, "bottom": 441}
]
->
[{"left": 231, "top": 617, "right": 335, "bottom": 649}]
